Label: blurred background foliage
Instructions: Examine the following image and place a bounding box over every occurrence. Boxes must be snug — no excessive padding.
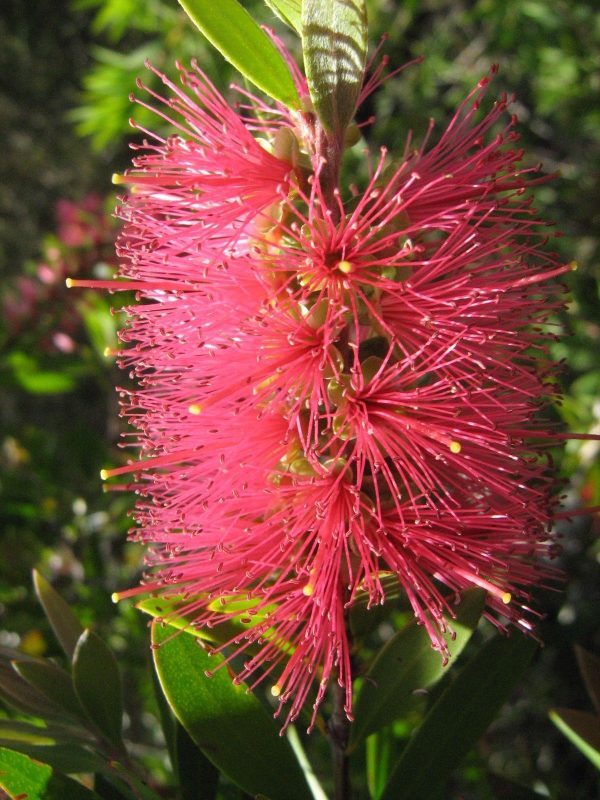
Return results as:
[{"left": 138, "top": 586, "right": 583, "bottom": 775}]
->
[{"left": 0, "top": 0, "right": 599, "bottom": 796}]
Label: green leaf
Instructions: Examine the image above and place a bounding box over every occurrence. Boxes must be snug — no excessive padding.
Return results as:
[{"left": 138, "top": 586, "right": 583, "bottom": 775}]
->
[
  {"left": 575, "top": 645, "right": 600, "bottom": 715},
  {"left": 152, "top": 621, "right": 311, "bottom": 800},
  {"left": 13, "top": 660, "right": 84, "bottom": 718},
  {"left": 33, "top": 570, "right": 84, "bottom": 660},
  {"left": 380, "top": 633, "right": 537, "bottom": 800},
  {"left": 0, "top": 646, "right": 39, "bottom": 664},
  {"left": 366, "top": 728, "right": 395, "bottom": 800},
  {"left": 79, "top": 294, "right": 118, "bottom": 361},
  {"left": 6, "top": 352, "right": 78, "bottom": 395},
  {"left": 138, "top": 595, "right": 284, "bottom": 656},
  {"left": 72, "top": 630, "right": 124, "bottom": 749},
  {"left": 150, "top": 658, "right": 219, "bottom": 800},
  {"left": 174, "top": 722, "right": 220, "bottom": 800},
  {"left": 263, "top": 0, "right": 301, "bottom": 32},
  {"left": 350, "top": 588, "right": 486, "bottom": 749},
  {"left": 178, "top": 0, "right": 300, "bottom": 108},
  {"left": 0, "top": 742, "right": 104, "bottom": 775},
  {"left": 0, "top": 664, "right": 65, "bottom": 719},
  {"left": 0, "top": 720, "right": 91, "bottom": 747},
  {"left": 0, "top": 747, "right": 102, "bottom": 800},
  {"left": 550, "top": 708, "right": 600, "bottom": 770},
  {"left": 138, "top": 596, "right": 236, "bottom": 645},
  {"left": 301, "top": 0, "right": 367, "bottom": 137}
]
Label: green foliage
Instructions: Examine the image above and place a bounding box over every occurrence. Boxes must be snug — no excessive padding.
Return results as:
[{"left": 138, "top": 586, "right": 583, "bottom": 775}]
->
[
  {"left": 70, "top": 43, "right": 164, "bottom": 151},
  {"left": 178, "top": 0, "right": 300, "bottom": 107},
  {"left": 380, "top": 634, "right": 538, "bottom": 800},
  {"left": 2, "top": 0, "right": 600, "bottom": 797},
  {"left": 350, "top": 588, "right": 485, "bottom": 747},
  {"left": 0, "top": 747, "right": 102, "bottom": 800},
  {"left": 551, "top": 647, "right": 600, "bottom": 770},
  {"left": 72, "top": 629, "right": 124, "bottom": 748},
  {"left": 33, "top": 571, "right": 84, "bottom": 660},
  {"left": 550, "top": 709, "right": 600, "bottom": 771},
  {"left": 301, "top": 0, "right": 368, "bottom": 139},
  {"left": 152, "top": 620, "right": 313, "bottom": 800},
  {"left": 263, "top": 0, "right": 301, "bottom": 32},
  {"left": 0, "top": 575, "right": 162, "bottom": 799}
]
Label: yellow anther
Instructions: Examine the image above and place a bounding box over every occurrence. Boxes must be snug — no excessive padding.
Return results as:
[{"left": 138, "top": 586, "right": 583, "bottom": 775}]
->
[
  {"left": 570, "top": 260, "right": 578, "bottom": 271},
  {"left": 100, "top": 469, "right": 109, "bottom": 480},
  {"left": 337, "top": 260, "right": 353, "bottom": 274},
  {"left": 111, "top": 592, "right": 121, "bottom": 603},
  {"left": 302, "top": 583, "right": 315, "bottom": 597},
  {"left": 112, "top": 173, "right": 126, "bottom": 185},
  {"left": 502, "top": 592, "right": 512, "bottom": 605},
  {"left": 103, "top": 347, "right": 114, "bottom": 358},
  {"left": 271, "top": 684, "right": 282, "bottom": 698},
  {"left": 65, "top": 277, "right": 74, "bottom": 288},
  {"left": 188, "top": 403, "right": 203, "bottom": 415},
  {"left": 449, "top": 440, "right": 462, "bottom": 454},
  {"left": 253, "top": 373, "right": 278, "bottom": 394}
]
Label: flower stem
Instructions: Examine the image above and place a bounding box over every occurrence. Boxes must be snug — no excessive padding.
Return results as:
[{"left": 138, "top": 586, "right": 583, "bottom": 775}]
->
[
  {"left": 313, "top": 121, "right": 342, "bottom": 225},
  {"left": 329, "top": 680, "right": 351, "bottom": 800}
]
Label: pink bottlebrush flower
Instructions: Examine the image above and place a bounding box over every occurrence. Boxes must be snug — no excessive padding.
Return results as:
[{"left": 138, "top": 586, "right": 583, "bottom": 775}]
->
[{"left": 91, "top": 59, "right": 580, "bottom": 730}]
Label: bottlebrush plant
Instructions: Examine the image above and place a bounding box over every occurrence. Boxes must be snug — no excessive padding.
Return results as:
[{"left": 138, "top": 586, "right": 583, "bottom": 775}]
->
[{"left": 16, "top": 0, "right": 593, "bottom": 798}]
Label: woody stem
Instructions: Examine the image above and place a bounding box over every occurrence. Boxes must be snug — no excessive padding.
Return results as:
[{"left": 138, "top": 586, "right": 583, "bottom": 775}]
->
[
  {"left": 314, "top": 123, "right": 342, "bottom": 225},
  {"left": 329, "top": 680, "right": 351, "bottom": 800}
]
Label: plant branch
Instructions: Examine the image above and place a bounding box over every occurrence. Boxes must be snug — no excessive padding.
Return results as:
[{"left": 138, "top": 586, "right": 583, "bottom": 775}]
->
[{"left": 329, "top": 680, "right": 351, "bottom": 800}]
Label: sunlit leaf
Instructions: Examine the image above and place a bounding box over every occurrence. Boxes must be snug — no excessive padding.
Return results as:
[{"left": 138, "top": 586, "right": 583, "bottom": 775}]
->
[
  {"left": 0, "top": 720, "right": 76, "bottom": 746},
  {"left": 301, "top": 0, "right": 367, "bottom": 137},
  {"left": 138, "top": 594, "right": 286, "bottom": 655},
  {"left": 152, "top": 621, "right": 311, "bottom": 800},
  {"left": 0, "top": 742, "right": 104, "bottom": 775},
  {"left": 550, "top": 708, "right": 600, "bottom": 770},
  {"left": 178, "top": 0, "right": 300, "bottom": 107},
  {"left": 263, "top": 0, "right": 301, "bottom": 32},
  {"left": 0, "top": 747, "right": 101, "bottom": 800}
]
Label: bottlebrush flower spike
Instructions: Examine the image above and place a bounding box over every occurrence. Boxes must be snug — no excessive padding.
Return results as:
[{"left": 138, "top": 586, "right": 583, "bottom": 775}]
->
[{"left": 84, "top": 56, "right": 586, "bottom": 731}]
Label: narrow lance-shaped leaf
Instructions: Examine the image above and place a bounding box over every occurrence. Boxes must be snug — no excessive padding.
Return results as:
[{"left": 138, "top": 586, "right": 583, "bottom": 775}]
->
[
  {"left": 138, "top": 594, "right": 284, "bottom": 655},
  {"left": 13, "top": 659, "right": 84, "bottom": 718},
  {"left": 0, "top": 720, "right": 73, "bottom": 746},
  {"left": 301, "top": 0, "right": 367, "bottom": 138},
  {"left": 33, "top": 570, "right": 83, "bottom": 660},
  {"left": 550, "top": 708, "right": 600, "bottom": 770},
  {"left": 178, "top": 0, "right": 300, "bottom": 108},
  {"left": 150, "top": 655, "right": 219, "bottom": 800},
  {"left": 263, "top": 0, "right": 301, "bottom": 32},
  {"left": 380, "top": 633, "right": 538, "bottom": 800},
  {"left": 72, "top": 630, "right": 124, "bottom": 750},
  {"left": 174, "top": 722, "right": 220, "bottom": 800},
  {"left": 0, "top": 747, "right": 102, "bottom": 800},
  {"left": 0, "top": 739, "right": 105, "bottom": 776},
  {"left": 0, "top": 663, "right": 65, "bottom": 720},
  {"left": 152, "top": 621, "right": 312, "bottom": 800},
  {"left": 350, "top": 588, "right": 486, "bottom": 748}
]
